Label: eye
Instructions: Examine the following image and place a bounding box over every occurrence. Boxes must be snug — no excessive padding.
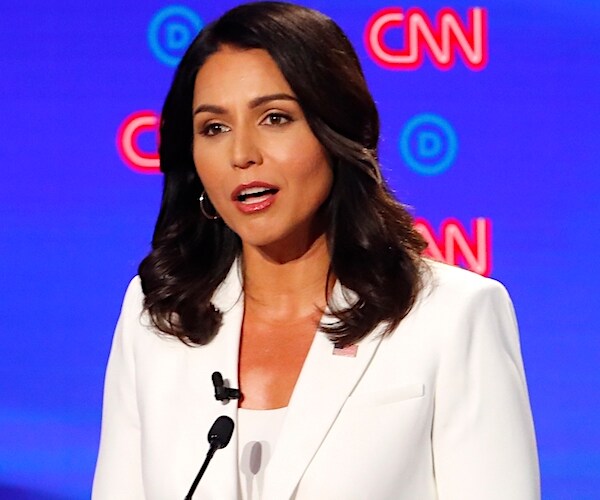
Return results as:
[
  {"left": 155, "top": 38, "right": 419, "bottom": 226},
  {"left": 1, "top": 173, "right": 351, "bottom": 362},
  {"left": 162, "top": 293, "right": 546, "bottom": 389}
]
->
[
  {"left": 200, "top": 122, "right": 231, "bottom": 137},
  {"left": 262, "top": 112, "right": 292, "bottom": 126}
]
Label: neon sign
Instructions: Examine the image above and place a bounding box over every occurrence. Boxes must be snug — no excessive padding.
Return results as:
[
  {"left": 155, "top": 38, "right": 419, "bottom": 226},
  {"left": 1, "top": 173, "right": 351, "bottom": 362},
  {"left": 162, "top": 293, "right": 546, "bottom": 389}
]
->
[
  {"left": 415, "top": 217, "right": 492, "bottom": 275},
  {"left": 365, "top": 7, "right": 488, "bottom": 71},
  {"left": 116, "top": 111, "right": 161, "bottom": 174}
]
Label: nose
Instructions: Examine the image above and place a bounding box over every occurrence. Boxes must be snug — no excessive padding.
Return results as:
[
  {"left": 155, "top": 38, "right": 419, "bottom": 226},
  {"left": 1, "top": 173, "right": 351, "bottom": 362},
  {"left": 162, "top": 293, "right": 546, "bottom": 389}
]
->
[{"left": 231, "top": 126, "right": 262, "bottom": 169}]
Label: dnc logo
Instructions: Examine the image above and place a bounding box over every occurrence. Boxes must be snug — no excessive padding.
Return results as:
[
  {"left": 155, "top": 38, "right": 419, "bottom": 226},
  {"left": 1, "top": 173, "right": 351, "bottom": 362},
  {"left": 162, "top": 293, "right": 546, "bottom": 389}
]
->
[
  {"left": 399, "top": 113, "right": 458, "bottom": 176},
  {"left": 148, "top": 5, "right": 203, "bottom": 67}
]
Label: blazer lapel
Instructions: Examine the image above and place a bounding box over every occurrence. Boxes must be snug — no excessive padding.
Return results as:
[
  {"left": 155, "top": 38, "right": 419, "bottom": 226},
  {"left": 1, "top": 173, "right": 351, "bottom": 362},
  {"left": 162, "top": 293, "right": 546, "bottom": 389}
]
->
[
  {"left": 261, "top": 285, "right": 385, "bottom": 500},
  {"left": 187, "top": 260, "right": 244, "bottom": 500},
  {"left": 187, "top": 265, "right": 384, "bottom": 499}
]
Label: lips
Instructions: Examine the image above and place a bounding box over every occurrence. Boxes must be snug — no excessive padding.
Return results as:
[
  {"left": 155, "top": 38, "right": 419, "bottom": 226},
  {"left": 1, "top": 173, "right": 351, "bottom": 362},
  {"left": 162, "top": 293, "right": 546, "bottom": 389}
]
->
[{"left": 231, "top": 181, "right": 279, "bottom": 213}]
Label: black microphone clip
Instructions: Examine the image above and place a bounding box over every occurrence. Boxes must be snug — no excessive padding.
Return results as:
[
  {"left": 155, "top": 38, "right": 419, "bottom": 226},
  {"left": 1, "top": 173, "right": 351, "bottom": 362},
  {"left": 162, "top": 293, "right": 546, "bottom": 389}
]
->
[{"left": 212, "top": 371, "right": 241, "bottom": 402}]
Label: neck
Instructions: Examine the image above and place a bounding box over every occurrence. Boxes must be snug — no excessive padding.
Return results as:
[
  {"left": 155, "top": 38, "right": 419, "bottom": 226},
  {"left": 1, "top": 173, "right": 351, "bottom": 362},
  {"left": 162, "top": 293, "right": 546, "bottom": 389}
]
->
[{"left": 241, "top": 233, "right": 332, "bottom": 321}]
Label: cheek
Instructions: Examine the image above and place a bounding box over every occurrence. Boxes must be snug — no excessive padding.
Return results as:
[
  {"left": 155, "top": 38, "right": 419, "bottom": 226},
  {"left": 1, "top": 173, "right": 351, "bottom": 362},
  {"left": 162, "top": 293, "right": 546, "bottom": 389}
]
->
[
  {"left": 301, "top": 153, "right": 333, "bottom": 204},
  {"left": 193, "top": 148, "right": 223, "bottom": 195}
]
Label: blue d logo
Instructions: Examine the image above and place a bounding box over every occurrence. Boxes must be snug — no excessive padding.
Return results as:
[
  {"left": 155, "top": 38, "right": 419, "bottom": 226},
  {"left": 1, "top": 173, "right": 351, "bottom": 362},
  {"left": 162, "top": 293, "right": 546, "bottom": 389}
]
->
[
  {"left": 399, "top": 113, "right": 458, "bottom": 176},
  {"left": 148, "top": 6, "right": 203, "bottom": 67}
]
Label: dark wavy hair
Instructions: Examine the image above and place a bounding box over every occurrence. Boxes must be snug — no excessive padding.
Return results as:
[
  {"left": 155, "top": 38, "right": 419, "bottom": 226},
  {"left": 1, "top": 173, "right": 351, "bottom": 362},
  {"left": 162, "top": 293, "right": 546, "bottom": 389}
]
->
[{"left": 139, "top": 1, "right": 426, "bottom": 347}]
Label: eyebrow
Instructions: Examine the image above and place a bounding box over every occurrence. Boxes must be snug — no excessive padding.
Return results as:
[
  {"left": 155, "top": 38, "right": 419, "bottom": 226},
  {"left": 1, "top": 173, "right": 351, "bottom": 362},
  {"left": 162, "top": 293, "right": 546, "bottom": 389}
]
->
[{"left": 193, "top": 93, "right": 297, "bottom": 116}]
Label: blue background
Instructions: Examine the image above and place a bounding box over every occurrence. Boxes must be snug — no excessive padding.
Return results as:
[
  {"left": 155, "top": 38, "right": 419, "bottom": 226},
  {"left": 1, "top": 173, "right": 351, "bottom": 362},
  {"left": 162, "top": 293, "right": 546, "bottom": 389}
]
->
[{"left": 1, "top": 1, "right": 599, "bottom": 498}]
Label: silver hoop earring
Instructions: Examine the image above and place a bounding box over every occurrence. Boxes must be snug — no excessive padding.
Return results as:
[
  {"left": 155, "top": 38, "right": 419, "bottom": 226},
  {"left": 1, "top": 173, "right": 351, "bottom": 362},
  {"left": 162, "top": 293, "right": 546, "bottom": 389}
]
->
[{"left": 199, "top": 191, "right": 219, "bottom": 220}]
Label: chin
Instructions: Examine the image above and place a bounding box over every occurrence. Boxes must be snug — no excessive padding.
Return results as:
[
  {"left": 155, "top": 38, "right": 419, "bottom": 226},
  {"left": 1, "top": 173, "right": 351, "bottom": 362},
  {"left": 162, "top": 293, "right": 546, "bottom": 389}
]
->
[
  {"left": 239, "top": 232, "right": 284, "bottom": 250},
  {"left": 225, "top": 210, "right": 327, "bottom": 255},
  {"left": 225, "top": 215, "right": 283, "bottom": 244},
  {"left": 240, "top": 229, "right": 328, "bottom": 264}
]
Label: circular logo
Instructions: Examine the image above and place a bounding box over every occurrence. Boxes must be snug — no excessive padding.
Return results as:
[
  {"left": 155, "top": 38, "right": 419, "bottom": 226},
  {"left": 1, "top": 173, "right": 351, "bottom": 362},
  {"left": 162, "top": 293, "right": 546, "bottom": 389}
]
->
[
  {"left": 148, "top": 5, "right": 203, "bottom": 67},
  {"left": 399, "top": 113, "right": 458, "bottom": 176}
]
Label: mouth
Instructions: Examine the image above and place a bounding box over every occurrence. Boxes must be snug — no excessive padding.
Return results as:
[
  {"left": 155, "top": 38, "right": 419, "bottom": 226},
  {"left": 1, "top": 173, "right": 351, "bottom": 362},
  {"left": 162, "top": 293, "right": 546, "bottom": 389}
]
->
[
  {"left": 232, "top": 183, "right": 279, "bottom": 204},
  {"left": 231, "top": 182, "right": 279, "bottom": 214}
]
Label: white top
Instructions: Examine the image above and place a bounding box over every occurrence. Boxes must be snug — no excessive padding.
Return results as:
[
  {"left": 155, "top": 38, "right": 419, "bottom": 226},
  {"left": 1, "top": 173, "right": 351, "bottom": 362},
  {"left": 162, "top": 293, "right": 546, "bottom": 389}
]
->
[
  {"left": 238, "top": 407, "right": 288, "bottom": 500},
  {"left": 92, "top": 260, "right": 540, "bottom": 499}
]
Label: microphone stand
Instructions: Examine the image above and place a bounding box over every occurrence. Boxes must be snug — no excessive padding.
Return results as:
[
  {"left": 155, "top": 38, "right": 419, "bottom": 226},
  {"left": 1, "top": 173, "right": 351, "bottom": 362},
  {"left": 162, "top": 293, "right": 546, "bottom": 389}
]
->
[{"left": 184, "top": 442, "right": 219, "bottom": 500}]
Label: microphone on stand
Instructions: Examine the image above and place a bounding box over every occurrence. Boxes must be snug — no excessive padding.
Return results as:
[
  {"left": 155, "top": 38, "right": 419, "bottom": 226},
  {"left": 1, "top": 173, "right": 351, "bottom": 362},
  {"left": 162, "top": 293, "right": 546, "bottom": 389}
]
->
[
  {"left": 184, "top": 415, "right": 235, "bottom": 500},
  {"left": 212, "top": 371, "right": 242, "bottom": 402}
]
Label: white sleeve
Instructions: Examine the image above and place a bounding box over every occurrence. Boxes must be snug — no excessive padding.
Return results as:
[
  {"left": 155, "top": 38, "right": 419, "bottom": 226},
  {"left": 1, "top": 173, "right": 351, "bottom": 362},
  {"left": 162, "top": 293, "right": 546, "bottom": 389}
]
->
[
  {"left": 92, "top": 278, "right": 146, "bottom": 499},
  {"left": 432, "top": 280, "right": 540, "bottom": 499}
]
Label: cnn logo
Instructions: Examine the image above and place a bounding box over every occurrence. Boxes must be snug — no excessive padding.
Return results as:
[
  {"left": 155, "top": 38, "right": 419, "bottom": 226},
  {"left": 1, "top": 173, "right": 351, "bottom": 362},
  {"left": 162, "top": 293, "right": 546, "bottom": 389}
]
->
[{"left": 365, "top": 7, "right": 488, "bottom": 71}]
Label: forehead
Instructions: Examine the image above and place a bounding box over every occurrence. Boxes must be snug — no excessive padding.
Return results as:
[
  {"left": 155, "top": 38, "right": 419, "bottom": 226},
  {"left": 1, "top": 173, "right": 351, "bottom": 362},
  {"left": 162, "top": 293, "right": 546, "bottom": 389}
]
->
[{"left": 193, "top": 45, "right": 294, "bottom": 103}]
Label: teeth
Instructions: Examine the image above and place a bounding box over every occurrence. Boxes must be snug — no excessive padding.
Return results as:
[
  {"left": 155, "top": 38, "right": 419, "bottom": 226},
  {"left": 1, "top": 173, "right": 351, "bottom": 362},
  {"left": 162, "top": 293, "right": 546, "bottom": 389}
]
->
[
  {"left": 240, "top": 187, "right": 270, "bottom": 197},
  {"left": 237, "top": 186, "right": 277, "bottom": 202}
]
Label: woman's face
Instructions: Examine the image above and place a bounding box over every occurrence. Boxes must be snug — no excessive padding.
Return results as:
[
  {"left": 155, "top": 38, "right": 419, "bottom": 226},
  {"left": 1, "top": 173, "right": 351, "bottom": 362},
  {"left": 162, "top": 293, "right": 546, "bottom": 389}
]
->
[{"left": 192, "top": 45, "right": 333, "bottom": 254}]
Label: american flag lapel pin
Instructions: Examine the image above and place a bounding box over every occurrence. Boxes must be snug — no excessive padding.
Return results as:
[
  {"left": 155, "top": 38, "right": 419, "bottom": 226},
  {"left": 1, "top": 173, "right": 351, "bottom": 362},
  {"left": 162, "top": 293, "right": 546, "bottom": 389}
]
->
[{"left": 332, "top": 344, "right": 358, "bottom": 358}]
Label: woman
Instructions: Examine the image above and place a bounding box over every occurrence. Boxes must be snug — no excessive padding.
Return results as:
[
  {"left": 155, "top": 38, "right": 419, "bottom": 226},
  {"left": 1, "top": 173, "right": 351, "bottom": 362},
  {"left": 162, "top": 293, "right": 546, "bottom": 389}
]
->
[{"left": 93, "top": 2, "right": 539, "bottom": 499}]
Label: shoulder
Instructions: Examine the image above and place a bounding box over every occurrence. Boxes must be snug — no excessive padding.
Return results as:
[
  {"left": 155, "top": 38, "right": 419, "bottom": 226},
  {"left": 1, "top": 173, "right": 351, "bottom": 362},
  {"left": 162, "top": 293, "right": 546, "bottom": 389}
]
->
[
  {"left": 419, "top": 258, "right": 511, "bottom": 309},
  {"left": 397, "top": 259, "right": 518, "bottom": 344},
  {"left": 113, "top": 276, "right": 159, "bottom": 344},
  {"left": 119, "top": 276, "right": 145, "bottom": 318},
  {"left": 111, "top": 276, "right": 188, "bottom": 357},
  {"left": 124, "top": 275, "right": 144, "bottom": 299}
]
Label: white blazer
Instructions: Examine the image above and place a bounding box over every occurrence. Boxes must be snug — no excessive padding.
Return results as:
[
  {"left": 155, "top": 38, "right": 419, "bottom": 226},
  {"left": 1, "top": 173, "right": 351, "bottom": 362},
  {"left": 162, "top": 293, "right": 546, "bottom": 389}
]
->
[{"left": 92, "top": 260, "right": 540, "bottom": 499}]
